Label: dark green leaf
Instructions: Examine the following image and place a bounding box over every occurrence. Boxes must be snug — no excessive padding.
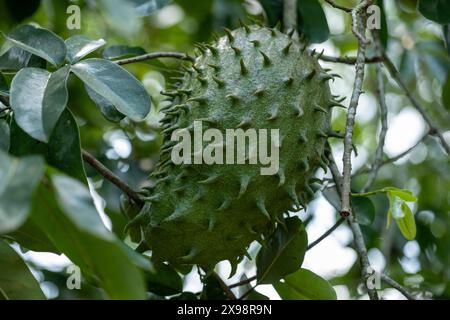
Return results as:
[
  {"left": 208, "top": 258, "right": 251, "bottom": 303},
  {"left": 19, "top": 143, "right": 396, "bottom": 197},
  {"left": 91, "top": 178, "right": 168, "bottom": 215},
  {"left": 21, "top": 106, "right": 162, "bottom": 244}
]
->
[
  {"left": 443, "top": 74, "right": 450, "bottom": 110},
  {"left": 297, "top": 0, "right": 330, "bottom": 44},
  {"left": 0, "top": 240, "right": 46, "bottom": 300},
  {"left": 201, "top": 275, "right": 228, "bottom": 300},
  {"left": 65, "top": 35, "right": 106, "bottom": 64},
  {"left": 444, "top": 25, "right": 450, "bottom": 55},
  {"left": 85, "top": 85, "right": 125, "bottom": 123},
  {"left": 0, "top": 119, "right": 9, "bottom": 151},
  {"left": 0, "top": 151, "right": 45, "bottom": 234},
  {"left": 9, "top": 109, "right": 87, "bottom": 183},
  {"left": 7, "top": 219, "right": 59, "bottom": 253},
  {"left": 246, "top": 291, "right": 270, "bottom": 300},
  {"left": 4, "top": 24, "right": 66, "bottom": 66},
  {"left": 72, "top": 58, "right": 151, "bottom": 121},
  {"left": 127, "top": 0, "right": 171, "bottom": 17},
  {"left": 30, "top": 176, "right": 147, "bottom": 299},
  {"left": 377, "top": 0, "right": 389, "bottom": 49},
  {"left": 10, "top": 66, "right": 70, "bottom": 142},
  {"left": 274, "top": 268, "right": 337, "bottom": 300},
  {"left": 418, "top": 0, "right": 450, "bottom": 24},
  {"left": 256, "top": 217, "right": 308, "bottom": 284},
  {"left": 0, "top": 45, "right": 46, "bottom": 72},
  {"left": 259, "top": 0, "right": 283, "bottom": 27},
  {"left": 352, "top": 196, "right": 375, "bottom": 226},
  {"left": 147, "top": 262, "right": 183, "bottom": 296},
  {"left": 102, "top": 45, "right": 147, "bottom": 60}
]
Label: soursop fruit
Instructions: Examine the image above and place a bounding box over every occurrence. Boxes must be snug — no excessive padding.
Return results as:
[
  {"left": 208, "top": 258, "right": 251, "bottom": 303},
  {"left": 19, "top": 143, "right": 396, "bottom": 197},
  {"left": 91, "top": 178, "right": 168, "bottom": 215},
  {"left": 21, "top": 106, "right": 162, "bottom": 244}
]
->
[{"left": 131, "top": 24, "right": 342, "bottom": 268}]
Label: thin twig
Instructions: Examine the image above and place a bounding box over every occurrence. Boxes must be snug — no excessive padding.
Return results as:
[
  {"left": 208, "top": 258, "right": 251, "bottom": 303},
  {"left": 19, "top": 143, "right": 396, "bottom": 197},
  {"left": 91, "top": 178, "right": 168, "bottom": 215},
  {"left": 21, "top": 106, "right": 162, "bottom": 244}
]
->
[
  {"left": 319, "top": 54, "right": 382, "bottom": 65},
  {"left": 382, "top": 54, "right": 450, "bottom": 155},
  {"left": 324, "top": 0, "right": 352, "bottom": 12},
  {"left": 307, "top": 217, "right": 346, "bottom": 251},
  {"left": 213, "top": 272, "right": 237, "bottom": 300},
  {"left": 82, "top": 150, "right": 144, "bottom": 206},
  {"left": 351, "top": 1, "right": 371, "bottom": 45},
  {"left": 114, "top": 52, "right": 194, "bottom": 65},
  {"left": 328, "top": 150, "right": 379, "bottom": 300},
  {"left": 229, "top": 276, "right": 257, "bottom": 289},
  {"left": 381, "top": 273, "right": 416, "bottom": 300},
  {"left": 354, "top": 132, "right": 429, "bottom": 177},
  {"left": 362, "top": 30, "right": 388, "bottom": 192},
  {"left": 341, "top": 2, "right": 370, "bottom": 217}
]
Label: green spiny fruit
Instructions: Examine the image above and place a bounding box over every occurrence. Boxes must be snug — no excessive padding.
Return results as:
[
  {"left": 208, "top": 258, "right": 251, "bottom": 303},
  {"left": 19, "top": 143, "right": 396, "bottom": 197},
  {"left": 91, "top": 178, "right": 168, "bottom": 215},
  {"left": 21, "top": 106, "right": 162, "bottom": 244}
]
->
[{"left": 133, "top": 25, "right": 342, "bottom": 268}]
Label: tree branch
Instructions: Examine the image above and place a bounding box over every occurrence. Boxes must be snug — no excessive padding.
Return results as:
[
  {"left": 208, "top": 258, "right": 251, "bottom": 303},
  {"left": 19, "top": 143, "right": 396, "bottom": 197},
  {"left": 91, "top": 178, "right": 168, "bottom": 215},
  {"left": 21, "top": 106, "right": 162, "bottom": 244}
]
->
[
  {"left": 82, "top": 150, "right": 144, "bottom": 207},
  {"left": 351, "top": 1, "right": 372, "bottom": 44},
  {"left": 114, "top": 52, "right": 194, "bottom": 65},
  {"left": 229, "top": 276, "right": 257, "bottom": 289},
  {"left": 213, "top": 272, "right": 237, "bottom": 300},
  {"left": 362, "top": 30, "right": 388, "bottom": 192},
  {"left": 341, "top": 1, "right": 371, "bottom": 217},
  {"left": 327, "top": 149, "right": 379, "bottom": 300},
  {"left": 324, "top": 0, "right": 352, "bottom": 12},
  {"left": 381, "top": 273, "right": 416, "bottom": 300},
  {"left": 382, "top": 54, "right": 450, "bottom": 155},
  {"left": 319, "top": 54, "right": 383, "bottom": 65},
  {"left": 307, "top": 217, "right": 346, "bottom": 251}
]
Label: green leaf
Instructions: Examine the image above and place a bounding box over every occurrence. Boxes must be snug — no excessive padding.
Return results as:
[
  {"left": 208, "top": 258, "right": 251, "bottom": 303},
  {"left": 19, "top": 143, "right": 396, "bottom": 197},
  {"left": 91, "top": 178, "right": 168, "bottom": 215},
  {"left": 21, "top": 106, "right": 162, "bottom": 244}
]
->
[
  {"left": 388, "top": 193, "right": 405, "bottom": 220},
  {"left": 259, "top": 0, "right": 283, "bottom": 27},
  {"left": 297, "top": 0, "right": 330, "bottom": 44},
  {"left": 30, "top": 176, "right": 147, "bottom": 299},
  {"left": 65, "top": 35, "right": 106, "bottom": 64},
  {"left": 127, "top": 0, "right": 171, "bottom": 17},
  {"left": 10, "top": 66, "right": 70, "bottom": 142},
  {"left": 0, "top": 151, "right": 45, "bottom": 235},
  {"left": 0, "top": 46, "right": 45, "bottom": 71},
  {"left": 256, "top": 217, "right": 308, "bottom": 284},
  {"left": 4, "top": 24, "right": 66, "bottom": 66},
  {"left": 352, "top": 196, "right": 375, "bottom": 226},
  {"left": 274, "top": 268, "right": 337, "bottom": 300},
  {"left": 85, "top": 85, "right": 125, "bottom": 123},
  {"left": 0, "top": 240, "right": 46, "bottom": 300},
  {"left": 246, "top": 291, "right": 270, "bottom": 300},
  {"left": 0, "top": 119, "right": 9, "bottom": 151},
  {"left": 71, "top": 58, "right": 151, "bottom": 121},
  {"left": 102, "top": 45, "right": 147, "bottom": 60},
  {"left": 6, "top": 219, "right": 59, "bottom": 253},
  {"left": 418, "top": 0, "right": 450, "bottom": 24},
  {"left": 147, "top": 262, "right": 183, "bottom": 296},
  {"left": 201, "top": 275, "right": 228, "bottom": 300},
  {"left": 377, "top": 0, "right": 389, "bottom": 49},
  {"left": 385, "top": 189, "right": 417, "bottom": 240},
  {"left": 396, "top": 203, "right": 417, "bottom": 240},
  {"left": 9, "top": 109, "right": 87, "bottom": 183},
  {"left": 384, "top": 187, "right": 418, "bottom": 202}
]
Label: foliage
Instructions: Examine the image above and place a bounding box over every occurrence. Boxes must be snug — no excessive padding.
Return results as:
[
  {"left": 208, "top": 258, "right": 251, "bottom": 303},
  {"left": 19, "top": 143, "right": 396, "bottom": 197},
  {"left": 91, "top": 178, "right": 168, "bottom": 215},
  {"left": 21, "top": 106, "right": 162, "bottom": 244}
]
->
[{"left": 0, "top": 0, "right": 449, "bottom": 301}]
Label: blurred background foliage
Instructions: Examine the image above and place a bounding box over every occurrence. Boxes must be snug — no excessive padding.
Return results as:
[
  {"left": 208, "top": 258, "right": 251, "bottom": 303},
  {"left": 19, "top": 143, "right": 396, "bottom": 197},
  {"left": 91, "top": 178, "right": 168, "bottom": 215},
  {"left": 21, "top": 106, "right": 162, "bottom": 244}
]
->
[{"left": 0, "top": 0, "right": 449, "bottom": 300}]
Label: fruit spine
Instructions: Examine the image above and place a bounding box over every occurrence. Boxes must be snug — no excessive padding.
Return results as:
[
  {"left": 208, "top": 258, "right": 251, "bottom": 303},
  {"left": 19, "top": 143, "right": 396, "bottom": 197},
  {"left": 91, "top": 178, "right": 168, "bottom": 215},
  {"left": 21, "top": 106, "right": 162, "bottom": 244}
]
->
[{"left": 130, "top": 24, "right": 343, "bottom": 269}]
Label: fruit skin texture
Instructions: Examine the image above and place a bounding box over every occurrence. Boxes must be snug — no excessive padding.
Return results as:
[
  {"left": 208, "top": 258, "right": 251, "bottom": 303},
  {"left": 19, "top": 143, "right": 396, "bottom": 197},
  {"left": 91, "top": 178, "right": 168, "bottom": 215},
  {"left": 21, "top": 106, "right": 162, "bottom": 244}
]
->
[{"left": 138, "top": 25, "right": 338, "bottom": 268}]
